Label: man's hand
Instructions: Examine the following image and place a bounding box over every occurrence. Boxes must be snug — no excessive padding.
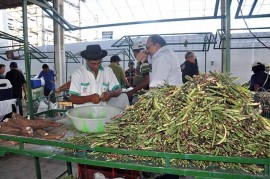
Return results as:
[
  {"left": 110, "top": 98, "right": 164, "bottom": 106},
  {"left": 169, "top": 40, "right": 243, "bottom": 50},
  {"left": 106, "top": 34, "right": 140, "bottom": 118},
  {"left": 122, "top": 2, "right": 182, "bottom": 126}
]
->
[
  {"left": 126, "top": 90, "right": 134, "bottom": 98},
  {"left": 90, "top": 93, "right": 100, "bottom": 104},
  {"left": 100, "top": 92, "right": 111, "bottom": 102},
  {"left": 136, "top": 50, "right": 148, "bottom": 63}
]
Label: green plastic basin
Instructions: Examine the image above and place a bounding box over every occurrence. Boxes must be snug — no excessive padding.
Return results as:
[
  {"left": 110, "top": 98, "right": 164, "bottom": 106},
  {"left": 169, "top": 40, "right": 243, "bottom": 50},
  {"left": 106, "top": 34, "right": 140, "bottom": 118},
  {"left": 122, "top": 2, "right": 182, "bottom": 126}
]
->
[{"left": 66, "top": 105, "right": 122, "bottom": 133}]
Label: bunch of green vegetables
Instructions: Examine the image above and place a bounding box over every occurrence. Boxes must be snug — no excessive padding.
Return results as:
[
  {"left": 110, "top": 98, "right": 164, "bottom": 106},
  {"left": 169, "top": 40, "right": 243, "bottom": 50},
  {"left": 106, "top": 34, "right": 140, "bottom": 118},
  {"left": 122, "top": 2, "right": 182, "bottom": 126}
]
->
[{"left": 66, "top": 72, "right": 270, "bottom": 173}]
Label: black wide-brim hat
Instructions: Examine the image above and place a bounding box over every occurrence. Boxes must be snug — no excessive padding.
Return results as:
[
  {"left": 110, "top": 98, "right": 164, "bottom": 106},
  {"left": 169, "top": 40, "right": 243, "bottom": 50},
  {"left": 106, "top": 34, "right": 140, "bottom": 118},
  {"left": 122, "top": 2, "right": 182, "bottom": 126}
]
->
[{"left": 81, "top": 44, "right": 108, "bottom": 60}]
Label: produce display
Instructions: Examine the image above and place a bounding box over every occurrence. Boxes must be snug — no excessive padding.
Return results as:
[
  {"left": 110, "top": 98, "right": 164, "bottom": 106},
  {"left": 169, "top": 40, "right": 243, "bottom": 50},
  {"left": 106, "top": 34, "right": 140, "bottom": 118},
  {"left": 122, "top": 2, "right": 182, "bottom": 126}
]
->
[
  {"left": 254, "top": 89, "right": 270, "bottom": 118},
  {"left": 66, "top": 72, "right": 270, "bottom": 174},
  {"left": 0, "top": 113, "right": 65, "bottom": 140}
]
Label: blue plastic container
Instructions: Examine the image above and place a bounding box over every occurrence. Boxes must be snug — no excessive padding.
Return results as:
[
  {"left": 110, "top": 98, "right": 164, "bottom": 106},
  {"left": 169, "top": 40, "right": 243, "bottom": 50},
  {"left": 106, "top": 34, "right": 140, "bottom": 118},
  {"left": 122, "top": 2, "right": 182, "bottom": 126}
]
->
[{"left": 31, "top": 78, "right": 42, "bottom": 89}]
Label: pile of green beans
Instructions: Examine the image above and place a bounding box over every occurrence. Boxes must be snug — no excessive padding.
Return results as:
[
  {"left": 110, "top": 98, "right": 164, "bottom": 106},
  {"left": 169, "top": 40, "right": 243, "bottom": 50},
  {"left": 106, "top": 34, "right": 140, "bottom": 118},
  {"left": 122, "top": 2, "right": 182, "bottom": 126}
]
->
[{"left": 66, "top": 72, "right": 270, "bottom": 173}]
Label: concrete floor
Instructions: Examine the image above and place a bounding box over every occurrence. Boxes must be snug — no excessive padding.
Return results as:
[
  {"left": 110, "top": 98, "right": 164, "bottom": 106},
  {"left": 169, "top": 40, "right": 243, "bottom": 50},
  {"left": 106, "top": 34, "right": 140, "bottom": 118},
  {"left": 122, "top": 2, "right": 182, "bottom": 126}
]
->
[
  {"left": 0, "top": 153, "right": 195, "bottom": 179},
  {"left": 0, "top": 153, "right": 77, "bottom": 179}
]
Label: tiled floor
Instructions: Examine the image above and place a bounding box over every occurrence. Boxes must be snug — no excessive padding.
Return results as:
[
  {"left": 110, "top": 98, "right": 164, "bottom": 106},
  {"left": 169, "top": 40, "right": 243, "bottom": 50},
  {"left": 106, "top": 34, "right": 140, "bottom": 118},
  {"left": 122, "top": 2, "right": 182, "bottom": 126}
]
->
[{"left": 0, "top": 153, "right": 77, "bottom": 179}]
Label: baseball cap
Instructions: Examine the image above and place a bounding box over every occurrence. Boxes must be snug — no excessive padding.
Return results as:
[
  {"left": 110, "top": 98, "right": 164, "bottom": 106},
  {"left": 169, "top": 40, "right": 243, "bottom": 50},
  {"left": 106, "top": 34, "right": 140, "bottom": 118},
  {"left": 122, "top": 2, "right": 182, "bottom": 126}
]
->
[
  {"left": 10, "top": 62, "right": 18, "bottom": 68},
  {"left": 132, "top": 41, "right": 144, "bottom": 50},
  {"left": 252, "top": 61, "right": 264, "bottom": 68}
]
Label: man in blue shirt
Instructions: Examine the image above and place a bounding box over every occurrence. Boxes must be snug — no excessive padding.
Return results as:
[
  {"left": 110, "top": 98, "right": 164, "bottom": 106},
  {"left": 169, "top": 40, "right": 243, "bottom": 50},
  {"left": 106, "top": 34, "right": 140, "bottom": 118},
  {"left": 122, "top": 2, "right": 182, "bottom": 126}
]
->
[{"left": 38, "top": 64, "right": 55, "bottom": 101}]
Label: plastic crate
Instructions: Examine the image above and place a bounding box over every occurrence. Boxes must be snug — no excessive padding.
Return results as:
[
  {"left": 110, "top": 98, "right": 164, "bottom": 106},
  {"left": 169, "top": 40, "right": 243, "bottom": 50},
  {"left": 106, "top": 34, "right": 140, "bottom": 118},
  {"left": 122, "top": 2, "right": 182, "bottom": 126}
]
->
[{"left": 78, "top": 164, "right": 140, "bottom": 179}]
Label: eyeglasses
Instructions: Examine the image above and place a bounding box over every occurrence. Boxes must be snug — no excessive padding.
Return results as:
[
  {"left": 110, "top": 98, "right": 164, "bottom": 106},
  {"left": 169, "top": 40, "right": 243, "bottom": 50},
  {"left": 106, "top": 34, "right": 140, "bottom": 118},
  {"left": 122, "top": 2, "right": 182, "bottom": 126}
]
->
[{"left": 146, "top": 43, "right": 154, "bottom": 50}]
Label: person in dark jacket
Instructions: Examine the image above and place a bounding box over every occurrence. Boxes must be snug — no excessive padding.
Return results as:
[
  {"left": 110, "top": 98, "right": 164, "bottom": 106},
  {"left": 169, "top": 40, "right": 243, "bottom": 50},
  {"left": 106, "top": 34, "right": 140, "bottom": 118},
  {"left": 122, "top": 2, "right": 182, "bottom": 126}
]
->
[
  {"left": 249, "top": 61, "right": 270, "bottom": 91},
  {"left": 180, "top": 51, "right": 199, "bottom": 83},
  {"left": 5, "top": 62, "right": 27, "bottom": 116}
]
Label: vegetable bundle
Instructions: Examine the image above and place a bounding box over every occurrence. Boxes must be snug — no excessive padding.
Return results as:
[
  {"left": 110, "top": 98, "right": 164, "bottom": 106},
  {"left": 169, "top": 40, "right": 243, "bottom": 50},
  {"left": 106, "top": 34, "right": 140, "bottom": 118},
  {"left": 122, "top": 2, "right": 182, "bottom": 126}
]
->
[{"left": 67, "top": 72, "right": 270, "bottom": 173}]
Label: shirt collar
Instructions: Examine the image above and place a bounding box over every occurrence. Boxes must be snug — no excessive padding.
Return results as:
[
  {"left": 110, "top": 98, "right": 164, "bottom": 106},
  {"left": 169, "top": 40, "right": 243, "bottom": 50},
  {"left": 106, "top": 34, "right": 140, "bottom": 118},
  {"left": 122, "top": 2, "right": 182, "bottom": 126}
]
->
[
  {"left": 85, "top": 64, "right": 104, "bottom": 72},
  {"left": 151, "top": 46, "right": 168, "bottom": 60}
]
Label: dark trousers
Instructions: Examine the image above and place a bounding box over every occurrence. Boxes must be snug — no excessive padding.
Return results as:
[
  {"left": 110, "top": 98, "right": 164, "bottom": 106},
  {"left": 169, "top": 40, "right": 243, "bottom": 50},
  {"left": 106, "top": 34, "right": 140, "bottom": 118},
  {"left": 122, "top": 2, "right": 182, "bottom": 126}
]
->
[
  {"left": 18, "top": 99, "right": 23, "bottom": 116},
  {"left": 12, "top": 99, "right": 23, "bottom": 116},
  {"left": 44, "top": 88, "right": 55, "bottom": 103}
]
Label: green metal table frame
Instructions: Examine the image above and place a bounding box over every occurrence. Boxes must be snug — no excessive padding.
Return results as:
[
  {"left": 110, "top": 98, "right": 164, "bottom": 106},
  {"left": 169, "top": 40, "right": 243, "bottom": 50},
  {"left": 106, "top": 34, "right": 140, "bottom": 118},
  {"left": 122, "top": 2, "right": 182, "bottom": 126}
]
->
[{"left": 0, "top": 109, "right": 269, "bottom": 179}]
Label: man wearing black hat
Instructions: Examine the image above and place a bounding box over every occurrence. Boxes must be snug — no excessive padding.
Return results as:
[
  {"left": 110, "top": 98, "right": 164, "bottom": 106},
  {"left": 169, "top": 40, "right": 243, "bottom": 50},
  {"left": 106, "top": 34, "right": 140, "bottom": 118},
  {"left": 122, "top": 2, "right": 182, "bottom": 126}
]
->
[
  {"left": 69, "top": 44, "right": 129, "bottom": 109},
  {"left": 5, "top": 62, "right": 27, "bottom": 116},
  {"left": 249, "top": 61, "right": 270, "bottom": 91}
]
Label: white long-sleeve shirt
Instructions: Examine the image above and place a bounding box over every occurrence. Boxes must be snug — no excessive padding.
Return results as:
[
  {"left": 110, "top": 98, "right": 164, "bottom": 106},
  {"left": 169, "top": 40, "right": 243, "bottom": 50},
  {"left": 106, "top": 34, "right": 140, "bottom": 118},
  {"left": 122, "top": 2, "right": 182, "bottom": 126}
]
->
[{"left": 148, "top": 46, "right": 182, "bottom": 87}]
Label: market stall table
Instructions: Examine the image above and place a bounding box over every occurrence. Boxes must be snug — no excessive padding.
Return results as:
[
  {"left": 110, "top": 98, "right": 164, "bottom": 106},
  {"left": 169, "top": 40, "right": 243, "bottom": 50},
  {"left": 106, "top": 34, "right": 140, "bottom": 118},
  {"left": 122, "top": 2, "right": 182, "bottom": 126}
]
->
[{"left": 0, "top": 110, "right": 269, "bottom": 179}]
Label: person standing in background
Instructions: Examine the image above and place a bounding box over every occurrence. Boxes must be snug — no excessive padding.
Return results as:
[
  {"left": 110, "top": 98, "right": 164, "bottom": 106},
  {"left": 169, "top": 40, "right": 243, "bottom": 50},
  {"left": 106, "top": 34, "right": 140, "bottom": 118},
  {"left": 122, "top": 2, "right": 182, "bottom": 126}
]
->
[
  {"left": 126, "top": 42, "right": 150, "bottom": 103},
  {"left": 125, "top": 61, "right": 135, "bottom": 86},
  {"left": 5, "top": 62, "right": 27, "bottom": 116},
  {"left": 180, "top": 51, "right": 199, "bottom": 84},
  {"left": 0, "top": 64, "right": 5, "bottom": 79},
  {"left": 109, "top": 55, "right": 130, "bottom": 88},
  {"left": 249, "top": 61, "right": 270, "bottom": 91},
  {"left": 38, "top": 64, "right": 56, "bottom": 102},
  {"left": 136, "top": 34, "right": 182, "bottom": 87},
  {"left": 130, "top": 41, "right": 150, "bottom": 89}
]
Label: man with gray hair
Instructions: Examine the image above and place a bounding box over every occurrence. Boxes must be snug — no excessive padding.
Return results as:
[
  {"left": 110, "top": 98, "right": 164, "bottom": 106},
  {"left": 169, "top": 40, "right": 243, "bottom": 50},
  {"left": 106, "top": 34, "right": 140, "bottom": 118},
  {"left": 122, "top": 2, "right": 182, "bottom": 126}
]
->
[
  {"left": 136, "top": 35, "right": 182, "bottom": 87},
  {"left": 180, "top": 51, "right": 199, "bottom": 83}
]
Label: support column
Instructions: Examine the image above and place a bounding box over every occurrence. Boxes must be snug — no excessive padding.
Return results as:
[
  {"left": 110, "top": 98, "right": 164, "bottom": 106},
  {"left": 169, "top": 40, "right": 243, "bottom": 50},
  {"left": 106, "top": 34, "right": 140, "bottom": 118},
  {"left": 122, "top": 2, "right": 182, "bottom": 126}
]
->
[
  {"left": 221, "top": 0, "right": 226, "bottom": 73},
  {"left": 221, "top": 0, "right": 231, "bottom": 73},
  {"left": 54, "top": 0, "right": 66, "bottom": 88},
  {"left": 22, "top": 0, "right": 34, "bottom": 119},
  {"left": 225, "top": 0, "right": 231, "bottom": 73}
]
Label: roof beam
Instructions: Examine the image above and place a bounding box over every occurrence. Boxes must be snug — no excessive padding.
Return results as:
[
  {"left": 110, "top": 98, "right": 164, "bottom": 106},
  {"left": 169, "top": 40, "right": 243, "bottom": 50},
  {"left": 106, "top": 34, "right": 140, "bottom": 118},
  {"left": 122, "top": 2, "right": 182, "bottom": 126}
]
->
[
  {"left": 249, "top": 0, "right": 258, "bottom": 16},
  {"left": 214, "top": 0, "right": 220, "bottom": 17}
]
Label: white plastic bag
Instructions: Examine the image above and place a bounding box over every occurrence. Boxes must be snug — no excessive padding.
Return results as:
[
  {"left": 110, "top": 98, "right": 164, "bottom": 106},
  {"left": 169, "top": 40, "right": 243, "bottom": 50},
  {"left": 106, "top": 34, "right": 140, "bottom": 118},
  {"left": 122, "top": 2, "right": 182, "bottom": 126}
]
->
[{"left": 37, "top": 101, "right": 57, "bottom": 113}]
